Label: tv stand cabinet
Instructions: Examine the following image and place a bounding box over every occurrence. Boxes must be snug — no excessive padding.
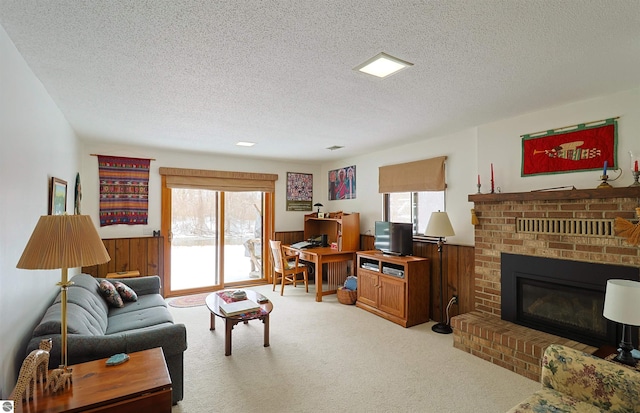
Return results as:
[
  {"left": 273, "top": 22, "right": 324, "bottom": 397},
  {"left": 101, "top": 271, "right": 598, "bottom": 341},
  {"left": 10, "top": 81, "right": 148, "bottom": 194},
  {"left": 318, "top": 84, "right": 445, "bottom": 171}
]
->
[{"left": 356, "top": 251, "right": 429, "bottom": 327}]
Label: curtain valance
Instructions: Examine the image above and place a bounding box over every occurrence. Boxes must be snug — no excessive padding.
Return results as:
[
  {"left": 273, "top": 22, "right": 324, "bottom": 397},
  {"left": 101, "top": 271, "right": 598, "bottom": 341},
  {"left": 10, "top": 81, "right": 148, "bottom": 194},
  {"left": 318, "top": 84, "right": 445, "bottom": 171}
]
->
[
  {"left": 159, "top": 167, "right": 278, "bottom": 192},
  {"left": 378, "top": 156, "right": 447, "bottom": 193}
]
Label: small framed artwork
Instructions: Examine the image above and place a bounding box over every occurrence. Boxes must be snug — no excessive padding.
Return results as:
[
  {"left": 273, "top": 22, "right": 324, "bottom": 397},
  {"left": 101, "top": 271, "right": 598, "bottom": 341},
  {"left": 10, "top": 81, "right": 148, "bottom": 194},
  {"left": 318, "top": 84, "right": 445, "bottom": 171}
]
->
[
  {"left": 286, "top": 172, "right": 313, "bottom": 211},
  {"left": 328, "top": 165, "right": 356, "bottom": 200},
  {"left": 318, "top": 212, "right": 325, "bottom": 218},
  {"left": 49, "top": 177, "right": 67, "bottom": 215}
]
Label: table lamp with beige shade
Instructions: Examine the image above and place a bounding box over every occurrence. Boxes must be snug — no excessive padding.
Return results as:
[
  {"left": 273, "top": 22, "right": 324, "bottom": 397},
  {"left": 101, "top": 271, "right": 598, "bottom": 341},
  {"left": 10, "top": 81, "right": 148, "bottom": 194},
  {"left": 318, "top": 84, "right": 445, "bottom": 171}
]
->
[{"left": 16, "top": 214, "right": 110, "bottom": 387}]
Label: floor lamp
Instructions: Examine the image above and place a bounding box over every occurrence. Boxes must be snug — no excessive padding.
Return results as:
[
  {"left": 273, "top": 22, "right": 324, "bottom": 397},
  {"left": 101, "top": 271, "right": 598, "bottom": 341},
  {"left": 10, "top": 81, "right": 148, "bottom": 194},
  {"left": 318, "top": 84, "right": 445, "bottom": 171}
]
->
[
  {"left": 425, "top": 211, "right": 455, "bottom": 334},
  {"left": 17, "top": 215, "right": 110, "bottom": 383},
  {"left": 603, "top": 279, "right": 640, "bottom": 366}
]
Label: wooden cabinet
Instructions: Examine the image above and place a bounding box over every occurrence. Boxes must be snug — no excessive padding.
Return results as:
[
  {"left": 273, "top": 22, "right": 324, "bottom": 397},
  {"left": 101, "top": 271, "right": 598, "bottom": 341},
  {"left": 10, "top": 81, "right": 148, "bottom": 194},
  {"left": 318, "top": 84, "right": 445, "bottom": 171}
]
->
[
  {"left": 304, "top": 212, "right": 360, "bottom": 251},
  {"left": 16, "top": 348, "right": 171, "bottom": 413},
  {"left": 356, "top": 251, "right": 429, "bottom": 327}
]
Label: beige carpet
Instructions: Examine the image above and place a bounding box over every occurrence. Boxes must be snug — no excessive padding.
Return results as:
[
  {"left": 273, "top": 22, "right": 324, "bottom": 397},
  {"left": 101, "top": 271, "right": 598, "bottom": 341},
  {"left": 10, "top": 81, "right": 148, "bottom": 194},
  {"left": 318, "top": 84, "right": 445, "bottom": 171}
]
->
[{"left": 169, "top": 284, "right": 539, "bottom": 413}]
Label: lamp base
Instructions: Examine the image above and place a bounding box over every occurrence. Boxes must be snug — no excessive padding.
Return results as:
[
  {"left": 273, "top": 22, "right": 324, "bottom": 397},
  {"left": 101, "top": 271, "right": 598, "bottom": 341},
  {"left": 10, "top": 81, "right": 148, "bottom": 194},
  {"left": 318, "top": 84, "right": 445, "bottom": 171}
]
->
[
  {"left": 431, "top": 322, "right": 453, "bottom": 334},
  {"left": 614, "top": 348, "right": 637, "bottom": 367}
]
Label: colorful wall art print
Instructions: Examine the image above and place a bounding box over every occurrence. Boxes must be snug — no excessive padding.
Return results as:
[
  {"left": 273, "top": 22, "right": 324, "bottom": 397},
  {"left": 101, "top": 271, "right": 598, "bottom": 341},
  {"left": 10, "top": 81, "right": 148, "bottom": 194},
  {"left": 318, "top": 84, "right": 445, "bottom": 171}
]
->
[
  {"left": 328, "top": 165, "right": 356, "bottom": 200},
  {"left": 521, "top": 118, "right": 617, "bottom": 176},
  {"left": 98, "top": 155, "right": 151, "bottom": 226},
  {"left": 286, "top": 172, "right": 313, "bottom": 211}
]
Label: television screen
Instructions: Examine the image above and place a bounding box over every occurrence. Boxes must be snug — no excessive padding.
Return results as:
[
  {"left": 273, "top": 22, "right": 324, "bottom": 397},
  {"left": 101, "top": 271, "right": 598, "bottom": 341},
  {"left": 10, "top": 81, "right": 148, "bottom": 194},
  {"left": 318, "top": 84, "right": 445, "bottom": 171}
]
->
[{"left": 374, "top": 221, "right": 413, "bottom": 256}]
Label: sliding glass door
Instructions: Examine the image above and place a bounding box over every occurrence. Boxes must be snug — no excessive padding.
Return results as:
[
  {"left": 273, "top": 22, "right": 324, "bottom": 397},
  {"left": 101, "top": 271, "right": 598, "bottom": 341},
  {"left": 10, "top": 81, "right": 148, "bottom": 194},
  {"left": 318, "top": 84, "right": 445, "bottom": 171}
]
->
[
  {"left": 170, "top": 188, "right": 221, "bottom": 291},
  {"left": 165, "top": 188, "right": 265, "bottom": 296}
]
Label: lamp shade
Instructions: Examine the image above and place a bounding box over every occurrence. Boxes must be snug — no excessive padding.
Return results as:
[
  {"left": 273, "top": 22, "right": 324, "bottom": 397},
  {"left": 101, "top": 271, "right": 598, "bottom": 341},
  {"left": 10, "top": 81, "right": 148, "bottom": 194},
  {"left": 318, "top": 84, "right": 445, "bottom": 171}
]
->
[
  {"left": 425, "top": 211, "right": 455, "bottom": 238},
  {"left": 17, "top": 215, "right": 110, "bottom": 270},
  {"left": 603, "top": 279, "right": 640, "bottom": 326}
]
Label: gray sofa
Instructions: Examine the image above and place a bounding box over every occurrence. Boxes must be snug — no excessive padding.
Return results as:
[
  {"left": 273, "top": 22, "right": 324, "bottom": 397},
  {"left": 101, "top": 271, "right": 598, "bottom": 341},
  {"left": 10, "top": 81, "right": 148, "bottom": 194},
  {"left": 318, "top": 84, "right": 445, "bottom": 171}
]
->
[{"left": 26, "top": 274, "right": 187, "bottom": 404}]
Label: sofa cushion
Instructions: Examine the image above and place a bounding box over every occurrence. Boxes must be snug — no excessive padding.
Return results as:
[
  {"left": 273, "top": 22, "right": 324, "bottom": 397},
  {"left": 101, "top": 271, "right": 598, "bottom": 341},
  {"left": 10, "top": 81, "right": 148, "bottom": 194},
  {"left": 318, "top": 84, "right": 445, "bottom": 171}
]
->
[
  {"left": 542, "top": 344, "right": 640, "bottom": 412},
  {"left": 33, "top": 301, "right": 106, "bottom": 336},
  {"left": 506, "top": 388, "right": 604, "bottom": 413},
  {"left": 105, "top": 306, "right": 174, "bottom": 335},
  {"left": 107, "top": 294, "right": 167, "bottom": 317},
  {"left": 114, "top": 281, "right": 138, "bottom": 302},
  {"left": 99, "top": 280, "right": 124, "bottom": 308},
  {"left": 34, "top": 278, "right": 110, "bottom": 336}
]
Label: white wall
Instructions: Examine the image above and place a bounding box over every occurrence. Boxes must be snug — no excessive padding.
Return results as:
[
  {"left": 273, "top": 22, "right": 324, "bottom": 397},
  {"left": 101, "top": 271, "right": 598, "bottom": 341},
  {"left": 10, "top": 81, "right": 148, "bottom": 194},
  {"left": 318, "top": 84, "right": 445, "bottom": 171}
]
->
[
  {"left": 320, "top": 129, "right": 477, "bottom": 246},
  {"left": 317, "top": 88, "right": 640, "bottom": 247},
  {"left": 0, "top": 25, "right": 81, "bottom": 397},
  {"left": 478, "top": 89, "right": 640, "bottom": 194},
  {"left": 80, "top": 143, "right": 323, "bottom": 238}
]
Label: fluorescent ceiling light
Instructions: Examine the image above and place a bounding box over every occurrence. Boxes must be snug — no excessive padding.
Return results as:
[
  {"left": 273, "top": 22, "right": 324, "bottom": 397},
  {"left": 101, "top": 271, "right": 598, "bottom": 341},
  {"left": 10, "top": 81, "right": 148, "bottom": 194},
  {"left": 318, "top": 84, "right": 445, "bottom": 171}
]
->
[
  {"left": 355, "top": 52, "right": 413, "bottom": 78},
  {"left": 236, "top": 141, "right": 255, "bottom": 147}
]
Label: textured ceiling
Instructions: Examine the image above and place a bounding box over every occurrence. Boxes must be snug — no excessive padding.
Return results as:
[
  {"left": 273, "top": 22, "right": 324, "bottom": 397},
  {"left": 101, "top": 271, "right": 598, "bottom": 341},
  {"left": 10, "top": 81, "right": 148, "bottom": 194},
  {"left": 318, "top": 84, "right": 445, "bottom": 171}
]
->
[{"left": 1, "top": 1, "right": 639, "bottom": 162}]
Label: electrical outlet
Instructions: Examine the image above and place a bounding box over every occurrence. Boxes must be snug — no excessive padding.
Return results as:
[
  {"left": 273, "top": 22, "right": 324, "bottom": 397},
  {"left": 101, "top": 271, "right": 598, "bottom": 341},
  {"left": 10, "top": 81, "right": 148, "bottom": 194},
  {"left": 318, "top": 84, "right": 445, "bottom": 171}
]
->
[{"left": 452, "top": 295, "right": 458, "bottom": 304}]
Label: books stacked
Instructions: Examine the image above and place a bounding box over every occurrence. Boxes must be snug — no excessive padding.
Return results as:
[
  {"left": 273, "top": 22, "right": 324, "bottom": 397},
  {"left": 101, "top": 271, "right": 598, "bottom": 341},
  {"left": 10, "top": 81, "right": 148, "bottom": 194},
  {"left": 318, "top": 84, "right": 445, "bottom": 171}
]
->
[{"left": 219, "top": 299, "right": 260, "bottom": 316}]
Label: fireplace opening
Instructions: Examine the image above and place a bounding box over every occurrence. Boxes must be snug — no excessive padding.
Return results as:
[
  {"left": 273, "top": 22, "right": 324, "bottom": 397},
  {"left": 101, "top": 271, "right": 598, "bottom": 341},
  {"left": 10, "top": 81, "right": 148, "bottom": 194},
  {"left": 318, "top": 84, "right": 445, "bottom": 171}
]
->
[{"left": 501, "top": 253, "right": 639, "bottom": 348}]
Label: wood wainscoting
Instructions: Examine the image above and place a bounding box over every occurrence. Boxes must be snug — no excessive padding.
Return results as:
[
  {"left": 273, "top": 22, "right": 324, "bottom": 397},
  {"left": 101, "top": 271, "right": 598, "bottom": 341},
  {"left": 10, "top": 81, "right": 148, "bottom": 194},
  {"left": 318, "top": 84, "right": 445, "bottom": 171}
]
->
[
  {"left": 81, "top": 232, "right": 475, "bottom": 318},
  {"left": 82, "top": 237, "right": 165, "bottom": 293},
  {"left": 360, "top": 234, "right": 475, "bottom": 322}
]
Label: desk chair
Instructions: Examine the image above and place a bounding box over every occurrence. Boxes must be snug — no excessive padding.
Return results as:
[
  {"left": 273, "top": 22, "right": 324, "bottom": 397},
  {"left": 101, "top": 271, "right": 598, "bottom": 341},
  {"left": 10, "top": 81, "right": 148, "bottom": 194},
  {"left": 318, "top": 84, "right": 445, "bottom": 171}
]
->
[{"left": 269, "top": 240, "right": 309, "bottom": 296}]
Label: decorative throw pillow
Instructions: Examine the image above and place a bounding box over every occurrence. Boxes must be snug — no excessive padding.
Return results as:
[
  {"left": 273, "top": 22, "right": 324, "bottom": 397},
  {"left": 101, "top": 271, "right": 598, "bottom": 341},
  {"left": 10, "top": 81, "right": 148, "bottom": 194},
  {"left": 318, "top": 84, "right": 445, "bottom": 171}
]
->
[
  {"left": 98, "top": 280, "right": 124, "bottom": 308},
  {"left": 113, "top": 281, "right": 138, "bottom": 302}
]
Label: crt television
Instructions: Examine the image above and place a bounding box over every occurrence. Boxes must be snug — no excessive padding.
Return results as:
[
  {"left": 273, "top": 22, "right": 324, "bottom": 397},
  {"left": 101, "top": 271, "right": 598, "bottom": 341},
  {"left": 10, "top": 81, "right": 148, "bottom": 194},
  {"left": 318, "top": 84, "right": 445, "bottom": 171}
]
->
[{"left": 374, "top": 221, "right": 413, "bottom": 256}]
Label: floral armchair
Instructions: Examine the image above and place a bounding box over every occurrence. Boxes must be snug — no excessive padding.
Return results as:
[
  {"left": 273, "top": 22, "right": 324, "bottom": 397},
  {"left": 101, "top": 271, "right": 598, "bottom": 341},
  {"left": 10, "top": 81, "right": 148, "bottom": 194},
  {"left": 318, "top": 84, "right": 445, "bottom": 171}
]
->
[{"left": 507, "top": 344, "right": 640, "bottom": 413}]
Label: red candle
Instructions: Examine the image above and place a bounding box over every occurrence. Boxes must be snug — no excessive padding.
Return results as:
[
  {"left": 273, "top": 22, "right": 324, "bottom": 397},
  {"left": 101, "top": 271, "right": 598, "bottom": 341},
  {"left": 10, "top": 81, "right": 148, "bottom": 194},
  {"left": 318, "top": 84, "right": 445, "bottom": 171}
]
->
[
  {"left": 490, "top": 163, "right": 494, "bottom": 191},
  {"left": 635, "top": 160, "right": 638, "bottom": 172},
  {"left": 477, "top": 174, "right": 480, "bottom": 185}
]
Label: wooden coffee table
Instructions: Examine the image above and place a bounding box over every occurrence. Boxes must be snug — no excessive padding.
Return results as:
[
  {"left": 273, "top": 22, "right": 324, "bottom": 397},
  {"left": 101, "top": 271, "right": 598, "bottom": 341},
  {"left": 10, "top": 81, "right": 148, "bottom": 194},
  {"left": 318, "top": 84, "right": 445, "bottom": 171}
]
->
[
  {"left": 16, "top": 347, "right": 171, "bottom": 413},
  {"left": 206, "top": 289, "right": 273, "bottom": 356}
]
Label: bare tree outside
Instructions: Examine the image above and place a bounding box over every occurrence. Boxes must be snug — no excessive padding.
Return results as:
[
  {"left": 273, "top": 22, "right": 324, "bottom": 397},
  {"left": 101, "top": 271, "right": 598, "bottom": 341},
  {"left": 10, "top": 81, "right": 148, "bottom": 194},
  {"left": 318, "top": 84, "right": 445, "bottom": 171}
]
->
[{"left": 170, "top": 188, "right": 264, "bottom": 290}]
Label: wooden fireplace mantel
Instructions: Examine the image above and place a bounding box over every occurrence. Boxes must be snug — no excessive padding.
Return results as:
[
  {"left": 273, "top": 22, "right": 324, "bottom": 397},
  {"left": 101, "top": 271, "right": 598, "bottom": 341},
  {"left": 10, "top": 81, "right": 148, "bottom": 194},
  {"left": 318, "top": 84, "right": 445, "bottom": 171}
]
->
[{"left": 468, "top": 186, "right": 640, "bottom": 203}]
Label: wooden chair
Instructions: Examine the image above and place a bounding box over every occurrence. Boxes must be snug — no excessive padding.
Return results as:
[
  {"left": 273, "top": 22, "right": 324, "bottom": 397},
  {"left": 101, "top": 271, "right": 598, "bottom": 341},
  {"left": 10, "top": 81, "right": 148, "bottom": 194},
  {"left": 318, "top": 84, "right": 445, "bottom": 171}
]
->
[{"left": 269, "top": 240, "right": 309, "bottom": 296}]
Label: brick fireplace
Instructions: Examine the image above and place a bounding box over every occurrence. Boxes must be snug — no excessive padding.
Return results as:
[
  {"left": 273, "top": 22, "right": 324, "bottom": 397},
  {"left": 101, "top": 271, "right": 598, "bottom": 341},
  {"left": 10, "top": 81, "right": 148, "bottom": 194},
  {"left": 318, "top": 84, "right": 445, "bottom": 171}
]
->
[{"left": 451, "top": 187, "right": 640, "bottom": 380}]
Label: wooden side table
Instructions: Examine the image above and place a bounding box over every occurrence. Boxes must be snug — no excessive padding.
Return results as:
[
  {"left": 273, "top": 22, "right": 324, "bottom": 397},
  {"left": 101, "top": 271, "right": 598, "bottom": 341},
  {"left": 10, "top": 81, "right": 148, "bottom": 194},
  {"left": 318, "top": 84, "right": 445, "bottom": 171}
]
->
[
  {"left": 593, "top": 345, "right": 639, "bottom": 371},
  {"left": 16, "top": 347, "right": 172, "bottom": 413},
  {"left": 106, "top": 270, "right": 140, "bottom": 279}
]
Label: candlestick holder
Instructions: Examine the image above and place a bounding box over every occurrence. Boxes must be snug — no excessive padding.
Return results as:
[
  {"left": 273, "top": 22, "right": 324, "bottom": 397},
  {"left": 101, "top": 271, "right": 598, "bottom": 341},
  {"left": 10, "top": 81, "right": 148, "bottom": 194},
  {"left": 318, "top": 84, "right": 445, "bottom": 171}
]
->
[
  {"left": 630, "top": 171, "right": 640, "bottom": 187},
  {"left": 597, "top": 174, "right": 612, "bottom": 189},
  {"left": 477, "top": 183, "right": 481, "bottom": 194}
]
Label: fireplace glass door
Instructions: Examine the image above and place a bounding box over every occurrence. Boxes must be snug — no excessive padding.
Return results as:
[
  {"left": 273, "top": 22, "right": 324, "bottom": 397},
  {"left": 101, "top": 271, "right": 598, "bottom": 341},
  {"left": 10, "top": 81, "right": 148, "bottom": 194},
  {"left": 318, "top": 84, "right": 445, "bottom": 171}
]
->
[{"left": 519, "top": 278, "right": 607, "bottom": 340}]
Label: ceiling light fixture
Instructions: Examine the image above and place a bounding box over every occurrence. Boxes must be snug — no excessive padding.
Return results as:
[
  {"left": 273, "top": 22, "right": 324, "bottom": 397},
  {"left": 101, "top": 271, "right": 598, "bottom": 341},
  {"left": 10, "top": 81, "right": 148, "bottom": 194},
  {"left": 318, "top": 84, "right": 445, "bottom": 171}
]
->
[
  {"left": 236, "top": 141, "right": 255, "bottom": 147},
  {"left": 326, "top": 145, "right": 344, "bottom": 151},
  {"left": 354, "top": 52, "right": 413, "bottom": 78}
]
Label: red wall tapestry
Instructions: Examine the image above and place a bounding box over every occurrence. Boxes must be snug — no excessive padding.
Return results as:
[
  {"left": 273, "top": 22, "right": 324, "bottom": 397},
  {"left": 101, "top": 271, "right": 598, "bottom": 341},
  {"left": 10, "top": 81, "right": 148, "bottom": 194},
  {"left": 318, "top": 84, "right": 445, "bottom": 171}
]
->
[{"left": 521, "top": 118, "right": 617, "bottom": 176}]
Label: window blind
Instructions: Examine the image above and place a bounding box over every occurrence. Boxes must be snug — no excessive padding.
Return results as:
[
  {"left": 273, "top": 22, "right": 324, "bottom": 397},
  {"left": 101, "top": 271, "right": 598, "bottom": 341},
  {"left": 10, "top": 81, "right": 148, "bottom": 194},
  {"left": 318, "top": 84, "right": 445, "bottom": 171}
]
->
[
  {"left": 378, "top": 156, "right": 447, "bottom": 193},
  {"left": 159, "top": 167, "right": 278, "bottom": 192}
]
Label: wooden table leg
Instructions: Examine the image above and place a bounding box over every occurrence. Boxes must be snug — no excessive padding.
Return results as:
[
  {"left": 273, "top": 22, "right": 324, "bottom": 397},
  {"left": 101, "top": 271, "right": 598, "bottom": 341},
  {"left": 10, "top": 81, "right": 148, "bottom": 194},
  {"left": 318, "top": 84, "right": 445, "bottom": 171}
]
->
[
  {"left": 210, "top": 313, "right": 216, "bottom": 330},
  {"left": 263, "top": 315, "right": 270, "bottom": 347},
  {"left": 315, "top": 260, "right": 323, "bottom": 302},
  {"left": 224, "top": 319, "right": 235, "bottom": 356}
]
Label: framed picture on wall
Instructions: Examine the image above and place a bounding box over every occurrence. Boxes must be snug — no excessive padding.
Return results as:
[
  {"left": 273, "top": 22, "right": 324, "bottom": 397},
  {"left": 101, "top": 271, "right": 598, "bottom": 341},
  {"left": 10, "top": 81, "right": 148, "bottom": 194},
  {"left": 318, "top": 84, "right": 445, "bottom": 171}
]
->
[
  {"left": 328, "top": 165, "right": 356, "bottom": 200},
  {"left": 286, "top": 172, "right": 313, "bottom": 211},
  {"left": 49, "top": 177, "right": 67, "bottom": 215}
]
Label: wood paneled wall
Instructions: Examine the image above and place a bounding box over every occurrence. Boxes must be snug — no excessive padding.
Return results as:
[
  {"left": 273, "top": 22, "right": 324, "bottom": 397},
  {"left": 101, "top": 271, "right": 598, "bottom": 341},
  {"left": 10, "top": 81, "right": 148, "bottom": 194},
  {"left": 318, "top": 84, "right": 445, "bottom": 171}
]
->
[
  {"left": 83, "top": 232, "right": 475, "bottom": 321},
  {"left": 82, "top": 236, "right": 164, "bottom": 280},
  {"left": 361, "top": 234, "right": 475, "bottom": 322},
  {"left": 276, "top": 232, "right": 475, "bottom": 321}
]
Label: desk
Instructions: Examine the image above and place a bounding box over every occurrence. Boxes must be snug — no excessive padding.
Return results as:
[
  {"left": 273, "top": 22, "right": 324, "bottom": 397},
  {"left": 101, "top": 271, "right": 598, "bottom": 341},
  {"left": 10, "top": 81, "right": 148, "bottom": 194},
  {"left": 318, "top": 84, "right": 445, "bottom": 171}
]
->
[{"left": 283, "top": 246, "right": 355, "bottom": 302}]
